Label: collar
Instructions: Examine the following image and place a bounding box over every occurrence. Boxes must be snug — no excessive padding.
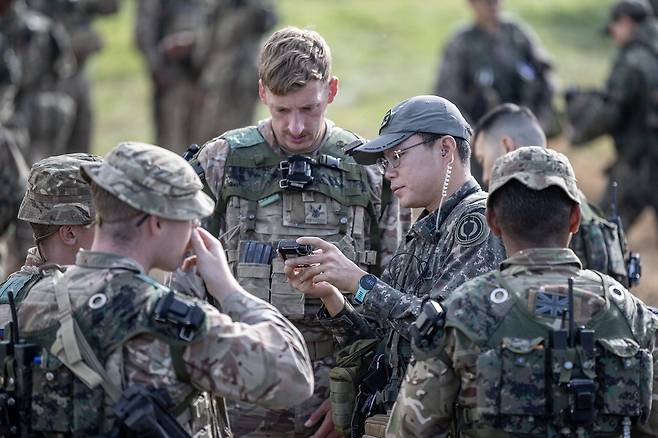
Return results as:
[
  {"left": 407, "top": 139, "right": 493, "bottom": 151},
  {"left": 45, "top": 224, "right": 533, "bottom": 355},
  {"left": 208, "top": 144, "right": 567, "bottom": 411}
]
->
[
  {"left": 75, "top": 250, "right": 145, "bottom": 273},
  {"left": 409, "top": 177, "right": 482, "bottom": 241},
  {"left": 500, "top": 248, "right": 582, "bottom": 271},
  {"left": 258, "top": 118, "right": 334, "bottom": 156}
]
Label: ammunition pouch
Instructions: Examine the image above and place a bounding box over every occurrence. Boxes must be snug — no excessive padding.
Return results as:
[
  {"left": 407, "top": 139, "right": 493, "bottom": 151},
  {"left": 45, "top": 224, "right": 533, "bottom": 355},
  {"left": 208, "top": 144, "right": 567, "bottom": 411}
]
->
[
  {"left": 328, "top": 338, "right": 380, "bottom": 437},
  {"left": 114, "top": 384, "right": 190, "bottom": 438},
  {"left": 362, "top": 413, "right": 390, "bottom": 438}
]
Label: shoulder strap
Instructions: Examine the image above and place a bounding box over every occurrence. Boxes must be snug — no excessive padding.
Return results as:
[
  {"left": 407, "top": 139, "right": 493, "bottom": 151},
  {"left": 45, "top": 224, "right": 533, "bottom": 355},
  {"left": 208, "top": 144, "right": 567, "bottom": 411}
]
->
[
  {"left": 50, "top": 271, "right": 122, "bottom": 403},
  {"left": 0, "top": 272, "right": 40, "bottom": 305},
  {"left": 222, "top": 126, "right": 265, "bottom": 150}
]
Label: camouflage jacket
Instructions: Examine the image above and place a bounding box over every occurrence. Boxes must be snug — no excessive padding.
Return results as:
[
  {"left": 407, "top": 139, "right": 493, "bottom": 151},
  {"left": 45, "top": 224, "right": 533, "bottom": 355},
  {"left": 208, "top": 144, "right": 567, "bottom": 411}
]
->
[
  {"left": 568, "top": 20, "right": 658, "bottom": 164},
  {"left": 388, "top": 248, "right": 658, "bottom": 437},
  {"left": 0, "top": 126, "right": 28, "bottom": 236},
  {"left": 0, "top": 246, "right": 46, "bottom": 328},
  {"left": 319, "top": 178, "right": 505, "bottom": 403},
  {"left": 435, "top": 16, "right": 558, "bottom": 135},
  {"left": 26, "top": 0, "right": 119, "bottom": 66},
  {"left": 17, "top": 251, "right": 313, "bottom": 435}
]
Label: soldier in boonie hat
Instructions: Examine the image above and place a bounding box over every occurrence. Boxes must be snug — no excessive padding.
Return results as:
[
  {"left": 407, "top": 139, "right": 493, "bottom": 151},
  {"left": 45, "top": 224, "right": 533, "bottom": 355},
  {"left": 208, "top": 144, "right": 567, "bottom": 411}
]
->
[
  {"left": 487, "top": 146, "right": 580, "bottom": 207},
  {"left": 0, "top": 153, "right": 101, "bottom": 318},
  {"left": 81, "top": 141, "right": 214, "bottom": 222}
]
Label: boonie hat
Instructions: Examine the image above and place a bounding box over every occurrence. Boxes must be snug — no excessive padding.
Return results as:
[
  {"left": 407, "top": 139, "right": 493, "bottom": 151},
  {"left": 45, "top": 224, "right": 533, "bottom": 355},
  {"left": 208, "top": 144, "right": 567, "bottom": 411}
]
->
[
  {"left": 18, "top": 153, "right": 101, "bottom": 225},
  {"left": 348, "top": 95, "right": 472, "bottom": 165},
  {"left": 81, "top": 142, "right": 214, "bottom": 221},
  {"left": 487, "top": 146, "right": 581, "bottom": 207}
]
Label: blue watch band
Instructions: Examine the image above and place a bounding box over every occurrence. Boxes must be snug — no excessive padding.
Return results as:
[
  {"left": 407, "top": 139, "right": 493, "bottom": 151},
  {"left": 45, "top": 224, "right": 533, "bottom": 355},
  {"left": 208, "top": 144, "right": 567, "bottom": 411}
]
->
[{"left": 354, "top": 274, "right": 377, "bottom": 305}]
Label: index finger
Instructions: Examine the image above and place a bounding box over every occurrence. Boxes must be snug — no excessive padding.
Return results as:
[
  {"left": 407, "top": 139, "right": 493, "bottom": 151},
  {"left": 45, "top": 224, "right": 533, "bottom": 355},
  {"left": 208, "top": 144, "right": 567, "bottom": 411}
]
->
[{"left": 296, "top": 236, "right": 334, "bottom": 251}]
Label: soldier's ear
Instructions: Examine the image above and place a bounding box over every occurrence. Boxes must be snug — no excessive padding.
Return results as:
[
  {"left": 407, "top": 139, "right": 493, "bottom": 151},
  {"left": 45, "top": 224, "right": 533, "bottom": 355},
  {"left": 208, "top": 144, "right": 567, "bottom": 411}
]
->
[
  {"left": 568, "top": 203, "right": 581, "bottom": 234},
  {"left": 485, "top": 207, "right": 502, "bottom": 237},
  {"left": 327, "top": 76, "right": 339, "bottom": 104},
  {"left": 258, "top": 79, "right": 268, "bottom": 104},
  {"left": 501, "top": 136, "right": 517, "bottom": 153},
  {"left": 58, "top": 225, "right": 77, "bottom": 246}
]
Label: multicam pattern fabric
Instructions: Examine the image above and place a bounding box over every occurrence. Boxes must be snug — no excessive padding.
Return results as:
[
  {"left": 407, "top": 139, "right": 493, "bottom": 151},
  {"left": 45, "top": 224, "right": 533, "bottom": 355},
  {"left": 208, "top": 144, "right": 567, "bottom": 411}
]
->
[
  {"left": 567, "top": 20, "right": 658, "bottom": 231},
  {"left": 487, "top": 146, "right": 580, "bottom": 205},
  {"left": 82, "top": 141, "right": 214, "bottom": 221},
  {"left": 0, "top": 246, "right": 45, "bottom": 327},
  {"left": 189, "top": 118, "right": 402, "bottom": 437},
  {"left": 387, "top": 248, "right": 658, "bottom": 437},
  {"left": 18, "top": 153, "right": 101, "bottom": 225},
  {"left": 18, "top": 251, "right": 313, "bottom": 435},
  {"left": 319, "top": 178, "right": 506, "bottom": 405}
]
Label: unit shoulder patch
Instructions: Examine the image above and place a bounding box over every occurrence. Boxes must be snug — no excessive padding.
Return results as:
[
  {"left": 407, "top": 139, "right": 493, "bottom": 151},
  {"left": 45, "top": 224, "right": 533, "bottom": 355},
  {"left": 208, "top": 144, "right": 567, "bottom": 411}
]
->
[{"left": 455, "top": 212, "right": 489, "bottom": 247}]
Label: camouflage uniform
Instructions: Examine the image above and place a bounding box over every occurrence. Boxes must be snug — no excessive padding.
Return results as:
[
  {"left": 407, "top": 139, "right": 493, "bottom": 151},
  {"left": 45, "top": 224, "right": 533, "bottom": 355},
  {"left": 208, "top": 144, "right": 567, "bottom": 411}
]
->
[
  {"left": 319, "top": 178, "right": 506, "bottom": 417},
  {"left": 0, "top": 153, "right": 100, "bottom": 328},
  {"left": 436, "top": 15, "right": 558, "bottom": 184},
  {"left": 13, "top": 141, "right": 313, "bottom": 436},
  {"left": 387, "top": 147, "right": 658, "bottom": 437},
  {"left": 567, "top": 17, "right": 658, "bottom": 233},
  {"left": 186, "top": 118, "right": 401, "bottom": 437},
  {"left": 0, "top": 0, "right": 76, "bottom": 164},
  {"left": 26, "top": 0, "right": 120, "bottom": 153},
  {"left": 136, "top": 0, "right": 276, "bottom": 154}
]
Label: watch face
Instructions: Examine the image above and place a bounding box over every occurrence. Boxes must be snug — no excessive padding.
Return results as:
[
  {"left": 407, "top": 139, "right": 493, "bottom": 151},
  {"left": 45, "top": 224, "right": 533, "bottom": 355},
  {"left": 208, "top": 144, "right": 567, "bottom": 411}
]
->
[{"left": 360, "top": 274, "right": 377, "bottom": 290}]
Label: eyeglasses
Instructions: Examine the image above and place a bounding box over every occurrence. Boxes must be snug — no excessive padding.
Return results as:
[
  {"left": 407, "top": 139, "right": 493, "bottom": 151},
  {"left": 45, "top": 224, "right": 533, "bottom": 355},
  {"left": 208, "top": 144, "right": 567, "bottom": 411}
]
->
[{"left": 375, "top": 137, "right": 437, "bottom": 175}]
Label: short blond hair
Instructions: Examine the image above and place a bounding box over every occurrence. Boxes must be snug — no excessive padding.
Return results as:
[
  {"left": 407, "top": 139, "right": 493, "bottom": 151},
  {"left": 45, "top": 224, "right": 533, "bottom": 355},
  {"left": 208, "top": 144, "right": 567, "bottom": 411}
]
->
[{"left": 259, "top": 26, "right": 332, "bottom": 95}]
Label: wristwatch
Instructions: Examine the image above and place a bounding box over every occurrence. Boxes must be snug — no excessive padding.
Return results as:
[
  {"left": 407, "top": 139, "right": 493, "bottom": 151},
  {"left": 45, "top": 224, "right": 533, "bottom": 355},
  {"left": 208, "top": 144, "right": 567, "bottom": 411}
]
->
[{"left": 354, "top": 274, "right": 377, "bottom": 305}]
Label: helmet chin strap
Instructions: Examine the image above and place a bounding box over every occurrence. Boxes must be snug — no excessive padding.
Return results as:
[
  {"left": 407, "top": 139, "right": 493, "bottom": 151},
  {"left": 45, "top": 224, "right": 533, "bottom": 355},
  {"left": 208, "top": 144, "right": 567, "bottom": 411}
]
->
[{"left": 434, "top": 154, "right": 455, "bottom": 236}]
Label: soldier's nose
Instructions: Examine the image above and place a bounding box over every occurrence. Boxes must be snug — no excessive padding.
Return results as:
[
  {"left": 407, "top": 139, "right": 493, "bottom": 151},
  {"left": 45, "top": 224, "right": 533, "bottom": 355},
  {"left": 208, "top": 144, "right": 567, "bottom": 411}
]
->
[{"left": 288, "top": 114, "right": 304, "bottom": 136}]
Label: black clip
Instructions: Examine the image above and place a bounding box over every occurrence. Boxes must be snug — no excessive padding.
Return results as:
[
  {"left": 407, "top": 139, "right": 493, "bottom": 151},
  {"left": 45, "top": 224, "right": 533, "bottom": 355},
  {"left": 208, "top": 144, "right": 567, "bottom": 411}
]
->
[{"left": 153, "top": 292, "right": 205, "bottom": 342}]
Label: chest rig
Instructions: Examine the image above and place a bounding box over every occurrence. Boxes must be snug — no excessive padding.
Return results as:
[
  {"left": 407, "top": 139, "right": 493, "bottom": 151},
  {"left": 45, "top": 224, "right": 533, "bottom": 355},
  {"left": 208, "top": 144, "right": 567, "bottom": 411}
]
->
[
  {"left": 218, "top": 126, "right": 377, "bottom": 320},
  {"left": 16, "top": 271, "right": 218, "bottom": 436},
  {"left": 455, "top": 272, "right": 655, "bottom": 437}
]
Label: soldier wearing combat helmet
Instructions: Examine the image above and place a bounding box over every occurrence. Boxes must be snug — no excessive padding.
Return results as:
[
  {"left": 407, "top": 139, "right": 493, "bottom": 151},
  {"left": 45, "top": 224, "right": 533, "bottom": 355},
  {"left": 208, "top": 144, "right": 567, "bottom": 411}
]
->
[
  {"left": 0, "top": 153, "right": 100, "bottom": 326},
  {"left": 387, "top": 147, "right": 658, "bottom": 437},
  {"left": 12, "top": 142, "right": 313, "bottom": 436}
]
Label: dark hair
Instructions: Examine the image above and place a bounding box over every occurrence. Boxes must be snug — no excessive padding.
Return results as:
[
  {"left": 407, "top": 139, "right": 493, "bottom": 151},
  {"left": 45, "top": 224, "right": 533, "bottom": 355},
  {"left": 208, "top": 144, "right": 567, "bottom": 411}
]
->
[
  {"left": 472, "top": 103, "right": 545, "bottom": 148},
  {"left": 490, "top": 180, "right": 575, "bottom": 245},
  {"left": 419, "top": 132, "right": 471, "bottom": 165}
]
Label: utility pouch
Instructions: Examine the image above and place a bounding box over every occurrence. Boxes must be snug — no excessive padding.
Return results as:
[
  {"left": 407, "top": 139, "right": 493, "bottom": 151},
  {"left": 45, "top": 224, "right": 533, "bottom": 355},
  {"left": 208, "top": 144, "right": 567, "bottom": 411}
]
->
[
  {"left": 596, "top": 338, "right": 649, "bottom": 419},
  {"left": 236, "top": 241, "right": 273, "bottom": 302},
  {"left": 329, "top": 338, "right": 379, "bottom": 437}
]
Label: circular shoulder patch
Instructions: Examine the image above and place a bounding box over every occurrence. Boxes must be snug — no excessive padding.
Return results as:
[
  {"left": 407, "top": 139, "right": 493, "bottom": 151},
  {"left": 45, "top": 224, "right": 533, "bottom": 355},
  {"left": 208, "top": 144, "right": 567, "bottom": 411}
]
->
[
  {"left": 455, "top": 212, "right": 489, "bottom": 247},
  {"left": 489, "top": 287, "right": 509, "bottom": 304}
]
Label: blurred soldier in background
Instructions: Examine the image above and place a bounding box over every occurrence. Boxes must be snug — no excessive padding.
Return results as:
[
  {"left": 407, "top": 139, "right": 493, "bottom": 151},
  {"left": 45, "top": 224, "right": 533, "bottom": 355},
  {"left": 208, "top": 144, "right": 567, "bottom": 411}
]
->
[
  {"left": 473, "top": 104, "right": 632, "bottom": 287},
  {"left": 0, "top": 0, "right": 77, "bottom": 164},
  {"left": 435, "top": 0, "right": 559, "bottom": 183},
  {"left": 26, "top": 0, "right": 120, "bottom": 154},
  {"left": 0, "top": 153, "right": 100, "bottom": 326},
  {"left": 0, "top": 34, "right": 29, "bottom": 281},
  {"left": 566, "top": 0, "right": 658, "bottom": 236},
  {"left": 136, "top": 0, "right": 277, "bottom": 154}
]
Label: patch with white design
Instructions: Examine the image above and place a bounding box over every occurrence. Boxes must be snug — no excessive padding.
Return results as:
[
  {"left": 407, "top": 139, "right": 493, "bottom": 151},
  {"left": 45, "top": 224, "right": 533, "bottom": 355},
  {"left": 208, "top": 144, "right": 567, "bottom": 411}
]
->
[
  {"left": 455, "top": 212, "right": 488, "bottom": 247},
  {"left": 305, "top": 202, "right": 328, "bottom": 224}
]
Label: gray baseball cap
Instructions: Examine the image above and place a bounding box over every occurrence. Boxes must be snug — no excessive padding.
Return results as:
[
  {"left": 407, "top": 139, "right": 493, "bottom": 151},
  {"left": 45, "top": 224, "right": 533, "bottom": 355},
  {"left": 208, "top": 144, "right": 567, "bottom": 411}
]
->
[{"left": 347, "top": 95, "right": 472, "bottom": 165}]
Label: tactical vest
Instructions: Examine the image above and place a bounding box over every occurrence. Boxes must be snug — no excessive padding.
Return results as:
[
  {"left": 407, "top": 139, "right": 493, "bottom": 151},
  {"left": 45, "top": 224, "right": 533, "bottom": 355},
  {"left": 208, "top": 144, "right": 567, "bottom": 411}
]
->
[
  {"left": 570, "top": 200, "right": 628, "bottom": 286},
  {"left": 0, "top": 270, "right": 43, "bottom": 335},
  {"left": 218, "top": 126, "right": 376, "bottom": 320},
  {"left": 451, "top": 272, "right": 656, "bottom": 437},
  {"left": 17, "top": 271, "right": 218, "bottom": 436}
]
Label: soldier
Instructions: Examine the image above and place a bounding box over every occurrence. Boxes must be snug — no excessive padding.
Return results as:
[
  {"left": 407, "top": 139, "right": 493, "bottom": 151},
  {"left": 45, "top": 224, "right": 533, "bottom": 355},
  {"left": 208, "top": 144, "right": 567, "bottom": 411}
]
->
[
  {"left": 11, "top": 141, "right": 313, "bottom": 436},
  {"left": 473, "top": 103, "right": 631, "bottom": 286},
  {"left": 0, "top": 33, "right": 29, "bottom": 280},
  {"left": 387, "top": 146, "right": 658, "bottom": 437},
  {"left": 284, "top": 95, "right": 506, "bottom": 437},
  {"left": 566, "top": 0, "right": 658, "bottom": 235},
  {"left": 26, "top": 0, "right": 120, "bottom": 154},
  {"left": 136, "top": 0, "right": 276, "bottom": 154},
  {"left": 0, "top": 153, "right": 100, "bottom": 327},
  {"left": 183, "top": 26, "right": 402, "bottom": 437},
  {"left": 435, "top": 0, "right": 559, "bottom": 183},
  {"left": 0, "top": 0, "right": 76, "bottom": 164}
]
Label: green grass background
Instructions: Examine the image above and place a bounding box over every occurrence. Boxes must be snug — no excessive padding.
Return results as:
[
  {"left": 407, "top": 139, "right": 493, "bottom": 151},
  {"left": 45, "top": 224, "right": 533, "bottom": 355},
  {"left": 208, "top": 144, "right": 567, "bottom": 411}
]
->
[{"left": 89, "top": 0, "right": 617, "bottom": 153}]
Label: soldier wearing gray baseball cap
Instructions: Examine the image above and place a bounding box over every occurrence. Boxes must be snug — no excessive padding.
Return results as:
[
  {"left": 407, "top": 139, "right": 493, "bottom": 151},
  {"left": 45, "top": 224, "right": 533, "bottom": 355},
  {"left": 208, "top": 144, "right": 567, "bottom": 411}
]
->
[{"left": 347, "top": 95, "right": 472, "bottom": 165}]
